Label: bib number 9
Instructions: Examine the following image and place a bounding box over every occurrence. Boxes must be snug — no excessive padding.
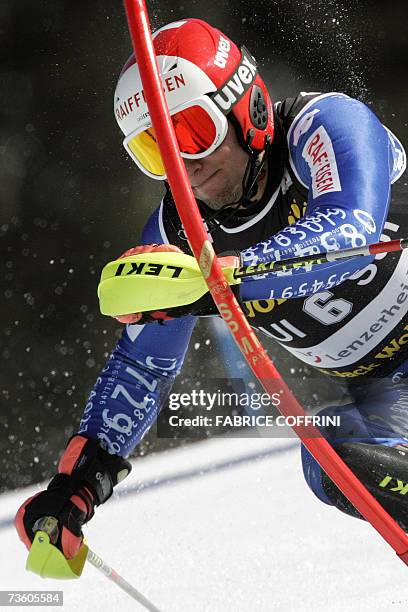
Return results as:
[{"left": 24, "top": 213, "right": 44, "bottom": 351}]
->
[{"left": 303, "top": 291, "right": 352, "bottom": 325}]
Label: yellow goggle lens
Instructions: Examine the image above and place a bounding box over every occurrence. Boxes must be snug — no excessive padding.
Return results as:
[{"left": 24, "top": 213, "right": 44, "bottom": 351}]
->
[{"left": 127, "top": 128, "right": 165, "bottom": 176}]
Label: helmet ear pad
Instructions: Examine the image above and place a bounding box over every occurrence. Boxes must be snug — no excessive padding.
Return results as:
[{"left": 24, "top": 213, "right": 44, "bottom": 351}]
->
[
  {"left": 231, "top": 74, "right": 274, "bottom": 152},
  {"left": 249, "top": 85, "right": 268, "bottom": 131}
]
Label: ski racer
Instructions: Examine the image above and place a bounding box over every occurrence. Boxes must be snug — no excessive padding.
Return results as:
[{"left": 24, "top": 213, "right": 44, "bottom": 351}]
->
[{"left": 15, "top": 18, "right": 408, "bottom": 559}]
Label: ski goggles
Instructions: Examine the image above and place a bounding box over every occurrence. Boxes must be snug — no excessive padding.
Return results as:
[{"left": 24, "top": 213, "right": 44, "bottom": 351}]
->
[{"left": 123, "top": 97, "right": 228, "bottom": 180}]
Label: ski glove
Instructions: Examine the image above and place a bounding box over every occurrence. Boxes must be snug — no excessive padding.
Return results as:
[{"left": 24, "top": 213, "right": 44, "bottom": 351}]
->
[
  {"left": 113, "top": 244, "right": 242, "bottom": 325},
  {"left": 15, "top": 435, "right": 131, "bottom": 559}
]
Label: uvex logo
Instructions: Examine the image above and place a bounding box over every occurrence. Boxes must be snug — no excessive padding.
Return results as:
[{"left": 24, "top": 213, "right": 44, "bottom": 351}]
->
[
  {"left": 211, "top": 48, "right": 257, "bottom": 113},
  {"left": 214, "top": 35, "right": 231, "bottom": 69}
]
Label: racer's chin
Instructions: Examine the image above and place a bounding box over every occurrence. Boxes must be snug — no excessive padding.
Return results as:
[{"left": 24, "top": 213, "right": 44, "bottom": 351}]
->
[
  {"left": 194, "top": 175, "right": 243, "bottom": 210},
  {"left": 203, "top": 188, "right": 242, "bottom": 210}
]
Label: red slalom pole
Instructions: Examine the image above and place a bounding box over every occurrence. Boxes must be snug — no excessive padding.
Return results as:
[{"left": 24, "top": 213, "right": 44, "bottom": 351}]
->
[{"left": 123, "top": 0, "right": 408, "bottom": 565}]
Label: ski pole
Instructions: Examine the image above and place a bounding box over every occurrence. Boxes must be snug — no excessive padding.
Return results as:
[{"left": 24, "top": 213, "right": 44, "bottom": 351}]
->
[
  {"left": 86, "top": 548, "right": 162, "bottom": 612},
  {"left": 98, "top": 237, "right": 408, "bottom": 315},
  {"left": 26, "top": 517, "right": 163, "bottom": 612},
  {"left": 123, "top": 0, "right": 408, "bottom": 566},
  {"left": 234, "top": 236, "right": 408, "bottom": 278}
]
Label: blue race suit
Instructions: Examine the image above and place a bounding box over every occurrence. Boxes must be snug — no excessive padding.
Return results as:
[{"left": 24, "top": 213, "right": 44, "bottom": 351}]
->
[{"left": 78, "top": 92, "right": 407, "bottom": 512}]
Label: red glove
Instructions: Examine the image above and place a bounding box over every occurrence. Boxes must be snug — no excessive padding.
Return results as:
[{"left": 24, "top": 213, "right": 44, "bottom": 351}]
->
[{"left": 15, "top": 435, "right": 131, "bottom": 559}]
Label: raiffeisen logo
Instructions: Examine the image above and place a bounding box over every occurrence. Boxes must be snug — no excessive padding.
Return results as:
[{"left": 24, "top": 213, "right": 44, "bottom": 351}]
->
[
  {"left": 211, "top": 48, "right": 257, "bottom": 113},
  {"left": 115, "top": 72, "right": 186, "bottom": 122}
]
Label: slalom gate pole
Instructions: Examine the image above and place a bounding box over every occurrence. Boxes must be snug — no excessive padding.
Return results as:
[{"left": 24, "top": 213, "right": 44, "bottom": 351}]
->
[{"left": 123, "top": 0, "right": 408, "bottom": 565}]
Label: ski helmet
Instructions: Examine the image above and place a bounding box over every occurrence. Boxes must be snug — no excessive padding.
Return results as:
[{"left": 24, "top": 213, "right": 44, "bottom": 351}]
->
[{"left": 114, "top": 18, "right": 274, "bottom": 179}]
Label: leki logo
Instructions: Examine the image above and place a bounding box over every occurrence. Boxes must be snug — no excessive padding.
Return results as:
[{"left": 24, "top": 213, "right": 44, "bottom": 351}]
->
[
  {"left": 211, "top": 48, "right": 257, "bottom": 113},
  {"left": 379, "top": 474, "right": 408, "bottom": 495},
  {"left": 114, "top": 261, "right": 183, "bottom": 278}
]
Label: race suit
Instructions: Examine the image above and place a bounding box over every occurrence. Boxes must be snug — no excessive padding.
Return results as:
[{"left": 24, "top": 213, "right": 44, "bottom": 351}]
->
[{"left": 78, "top": 92, "right": 408, "bottom": 508}]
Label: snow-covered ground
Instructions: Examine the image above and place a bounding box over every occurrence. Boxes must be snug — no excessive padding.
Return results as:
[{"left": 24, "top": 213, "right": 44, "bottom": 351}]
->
[{"left": 1, "top": 436, "right": 408, "bottom": 611}]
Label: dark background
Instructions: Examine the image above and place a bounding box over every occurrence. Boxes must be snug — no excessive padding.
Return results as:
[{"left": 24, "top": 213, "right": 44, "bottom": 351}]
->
[{"left": 1, "top": 1, "right": 407, "bottom": 492}]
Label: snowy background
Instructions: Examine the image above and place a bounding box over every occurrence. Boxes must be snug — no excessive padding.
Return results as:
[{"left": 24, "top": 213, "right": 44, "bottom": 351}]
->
[{"left": 2, "top": 436, "right": 408, "bottom": 611}]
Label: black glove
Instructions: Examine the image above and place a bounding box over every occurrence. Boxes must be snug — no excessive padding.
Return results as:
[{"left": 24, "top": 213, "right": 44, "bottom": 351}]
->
[{"left": 15, "top": 435, "right": 131, "bottom": 559}]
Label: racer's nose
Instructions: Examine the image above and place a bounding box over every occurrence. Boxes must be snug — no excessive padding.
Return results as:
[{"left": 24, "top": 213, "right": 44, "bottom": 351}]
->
[{"left": 183, "top": 158, "right": 204, "bottom": 186}]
